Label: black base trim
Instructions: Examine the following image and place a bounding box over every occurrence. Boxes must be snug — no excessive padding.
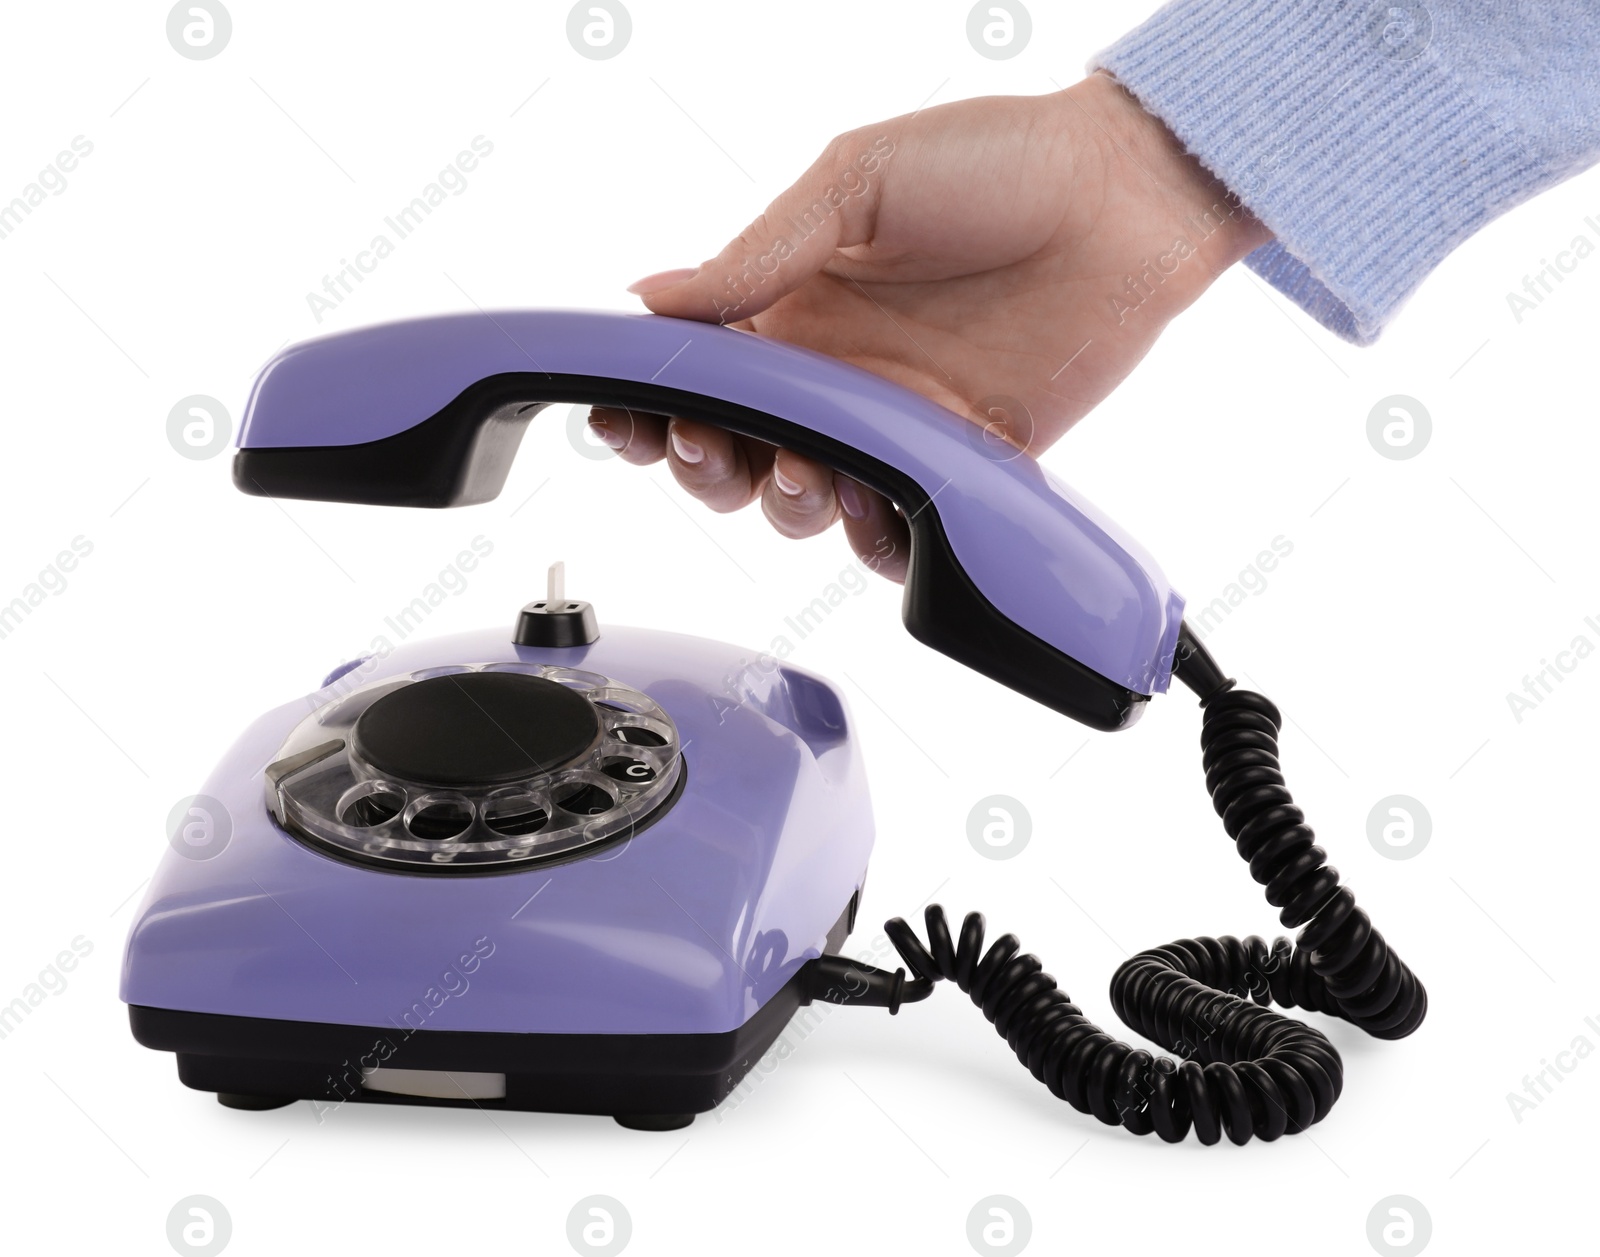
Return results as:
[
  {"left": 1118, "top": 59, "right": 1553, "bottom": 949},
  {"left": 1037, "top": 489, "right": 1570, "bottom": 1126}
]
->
[{"left": 218, "top": 1092, "right": 296, "bottom": 1111}]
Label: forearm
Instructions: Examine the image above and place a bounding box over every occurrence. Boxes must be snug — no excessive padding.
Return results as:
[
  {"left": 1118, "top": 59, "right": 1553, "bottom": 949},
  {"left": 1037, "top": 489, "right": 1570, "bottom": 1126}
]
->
[{"left": 1094, "top": 1, "right": 1600, "bottom": 344}]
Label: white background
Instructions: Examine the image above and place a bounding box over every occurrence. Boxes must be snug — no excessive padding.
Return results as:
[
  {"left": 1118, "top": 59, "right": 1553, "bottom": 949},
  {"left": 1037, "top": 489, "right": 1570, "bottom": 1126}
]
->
[{"left": 2, "top": 2, "right": 1595, "bottom": 1254}]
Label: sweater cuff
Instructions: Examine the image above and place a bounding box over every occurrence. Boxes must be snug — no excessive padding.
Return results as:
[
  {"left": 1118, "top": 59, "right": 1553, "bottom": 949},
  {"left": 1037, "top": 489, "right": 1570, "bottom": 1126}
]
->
[{"left": 1091, "top": 2, "right": 1547, "bottom": 345}]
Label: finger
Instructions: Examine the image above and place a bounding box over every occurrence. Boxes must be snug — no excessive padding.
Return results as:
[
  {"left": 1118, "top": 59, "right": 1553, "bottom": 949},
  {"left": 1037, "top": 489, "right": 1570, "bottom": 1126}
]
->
[
  {"left": 837, "top": 476, "right": 910, "bottom": 584},
  {"left": 760, "top": 449, "right": 840, "bottom": 539},
  {"left": 626, "top": 130, "right": 896, "bottom": 323},
  {"left": 587, "top": 406, "right": 667, "bottom": 465},
  {"left": 665, "top": 417, "right": 771, "bottom": 514}
]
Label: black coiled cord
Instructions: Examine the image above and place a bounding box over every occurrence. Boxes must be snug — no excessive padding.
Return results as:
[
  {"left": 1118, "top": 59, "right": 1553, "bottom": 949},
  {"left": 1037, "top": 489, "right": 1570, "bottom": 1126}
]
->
[
  {"left": 872, "top": 628, "right": 1426, "bottom": 1145},
  {"left": 1198, "top": 687, "right": 1426, "bottom": 1039}
]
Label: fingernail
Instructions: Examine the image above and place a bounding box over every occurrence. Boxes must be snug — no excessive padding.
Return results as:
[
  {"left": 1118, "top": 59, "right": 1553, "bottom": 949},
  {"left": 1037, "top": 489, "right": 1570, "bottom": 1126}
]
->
[
  {"left": 773, "top": 466, "right": 804, "bottom": 497},
  {"left": 669, "top": 428, "right": 704, "bottom": 464},
  {"left": 627, "top": 267, "right": 699, "bottom": 295},
  {"left": 836, "top": 478, "right": 867, "bottom": 519},
  {"left": 592, "top": 425, "right": 627, "bottom": 451}
]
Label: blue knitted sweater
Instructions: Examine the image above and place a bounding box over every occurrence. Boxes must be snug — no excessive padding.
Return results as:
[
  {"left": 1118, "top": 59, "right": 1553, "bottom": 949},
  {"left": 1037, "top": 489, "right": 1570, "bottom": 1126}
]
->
[{"left": 1094, "top": 2, "right": 1600, "bottom": 343}]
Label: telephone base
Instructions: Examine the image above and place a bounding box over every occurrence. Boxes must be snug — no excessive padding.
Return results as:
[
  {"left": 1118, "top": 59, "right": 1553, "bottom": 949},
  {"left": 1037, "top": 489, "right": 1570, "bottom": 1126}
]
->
[{"left": 132, "top": 899, "right": 849, "bottom": 1126}]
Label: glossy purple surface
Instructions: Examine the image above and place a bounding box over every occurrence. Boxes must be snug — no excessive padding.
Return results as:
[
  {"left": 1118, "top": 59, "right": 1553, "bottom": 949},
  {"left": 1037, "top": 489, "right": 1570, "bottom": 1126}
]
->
[
  {"left": 121, "top": 626, "right": 874, "bottom": 1035},
  {"left": 238, "top": 311, "right": 1184, "bottom": 694}
]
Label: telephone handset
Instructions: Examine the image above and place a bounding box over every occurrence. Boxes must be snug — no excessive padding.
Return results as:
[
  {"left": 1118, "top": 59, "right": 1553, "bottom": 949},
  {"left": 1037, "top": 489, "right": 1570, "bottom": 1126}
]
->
[{"left": 232, "top": 309, "right": 1184, "bottom": 731}]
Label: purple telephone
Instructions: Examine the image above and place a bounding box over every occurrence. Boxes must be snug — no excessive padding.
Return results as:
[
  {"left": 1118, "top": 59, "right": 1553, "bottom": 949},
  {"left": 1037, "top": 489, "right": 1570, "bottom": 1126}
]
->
[{"left": 124, "top": 310, "right": 1425, "bottom": 1144}]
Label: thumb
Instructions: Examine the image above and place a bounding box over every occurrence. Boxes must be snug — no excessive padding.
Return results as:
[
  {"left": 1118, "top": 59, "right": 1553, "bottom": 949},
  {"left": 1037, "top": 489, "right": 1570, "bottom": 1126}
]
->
[{"left": 628, "top": 132, "right": 896, "bottom": 323}]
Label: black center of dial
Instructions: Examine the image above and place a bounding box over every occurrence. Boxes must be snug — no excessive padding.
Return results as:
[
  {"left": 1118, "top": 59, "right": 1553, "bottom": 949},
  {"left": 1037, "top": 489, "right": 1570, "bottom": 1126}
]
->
[{"left": 350, "top": 672, "right": 602, "bottom": 788}]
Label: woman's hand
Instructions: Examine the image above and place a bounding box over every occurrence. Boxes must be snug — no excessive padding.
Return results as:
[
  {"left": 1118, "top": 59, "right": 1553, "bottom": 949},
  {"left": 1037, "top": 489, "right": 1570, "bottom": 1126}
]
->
[{"left": 590, "top": 72, "right": 1270, "bottom": 581}]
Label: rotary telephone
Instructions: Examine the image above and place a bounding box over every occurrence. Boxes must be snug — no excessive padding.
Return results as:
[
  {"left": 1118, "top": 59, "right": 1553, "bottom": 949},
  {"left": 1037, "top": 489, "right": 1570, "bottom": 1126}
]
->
[{"left": 123, "top": 310, "right": 1423, "bottom": 1142}]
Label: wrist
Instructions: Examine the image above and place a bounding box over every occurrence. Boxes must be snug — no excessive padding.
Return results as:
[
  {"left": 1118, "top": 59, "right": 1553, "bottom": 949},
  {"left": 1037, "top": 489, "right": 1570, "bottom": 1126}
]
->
[{"left": 1069, "top": 72, "right": 1270, "bottom": 304}]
